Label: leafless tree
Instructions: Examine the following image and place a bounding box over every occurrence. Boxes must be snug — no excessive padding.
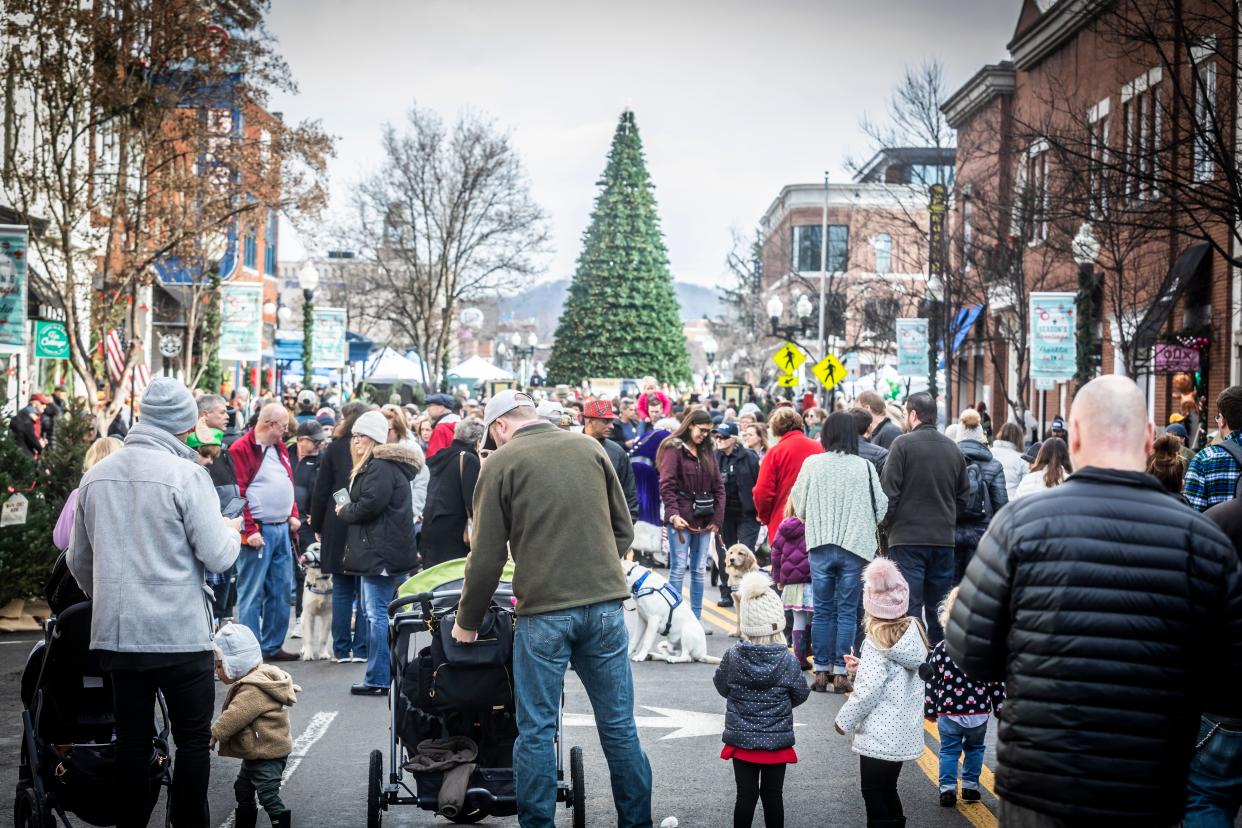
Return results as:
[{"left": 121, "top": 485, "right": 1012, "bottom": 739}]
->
[{"left": 349, "top": 104, "right": 550, "bottom": 390}]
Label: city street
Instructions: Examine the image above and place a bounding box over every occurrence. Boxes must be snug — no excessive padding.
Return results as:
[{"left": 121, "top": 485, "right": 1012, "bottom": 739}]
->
[{"left": 0, "top": 593, "right": 999, "bottom": 827}]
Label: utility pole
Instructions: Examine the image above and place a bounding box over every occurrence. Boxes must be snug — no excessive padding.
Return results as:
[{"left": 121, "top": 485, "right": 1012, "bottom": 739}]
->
[{"left": 817, "top": 171, "right": 829, "bottom": 408}]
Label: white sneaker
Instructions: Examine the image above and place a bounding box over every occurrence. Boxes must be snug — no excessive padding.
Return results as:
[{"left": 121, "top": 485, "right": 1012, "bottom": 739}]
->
[
  {"left": 291, "top": 619, "right": 303, "bottom": 639},
  {"left": 350, "top": 656, "right": 367, "bottom": 663}
]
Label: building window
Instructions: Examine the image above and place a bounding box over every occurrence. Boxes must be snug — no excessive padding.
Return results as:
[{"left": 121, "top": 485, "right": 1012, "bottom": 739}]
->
[
  {"left": 962, "top": 193, "right": 974, "bottom": 272},
  {"left": 1088, "top": 100, "right": 1109, "bottom": 216},
  {"left": 243, "top": 220, "right": 257, "bottom": 269},
  {"left": 1024, "top": 146, "right": 1049, "bottom": 244},
  {"left": 263, "top": 209, "right": 277, "bottom": 275},
  {"left": 1123, "top": 69, "right": 1162, "bottom": 200},
  {"left": 910, "top": 164, "right": 954, "bottom": 188},
  {"left": 791, "top": 225, "right": 849, "bottom": 272},
  {"left": 873, "top": 233, "right": 892, "bottom": 274},
  {"left": 1194, "top": 58, "right": 1216, "bottom": 182},
  {"left": 864, "top": 297, "right": 900, "bottom": 335}
]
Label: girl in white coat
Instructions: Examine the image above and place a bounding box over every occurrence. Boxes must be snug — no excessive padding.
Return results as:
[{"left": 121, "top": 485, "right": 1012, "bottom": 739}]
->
[{"left": 833, "top": 558, "right": 928, "bottom": 828}]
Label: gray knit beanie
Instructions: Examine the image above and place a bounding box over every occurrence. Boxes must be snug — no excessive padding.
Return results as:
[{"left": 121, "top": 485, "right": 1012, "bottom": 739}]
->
[{"left": 138, "top": 377, "right": 199, "bottom": 436}]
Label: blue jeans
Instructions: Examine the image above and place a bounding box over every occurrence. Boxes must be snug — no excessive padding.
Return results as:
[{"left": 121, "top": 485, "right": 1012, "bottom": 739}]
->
[
  {"left": 236, "top": 524, "right": 294, "bottom": 656},
  {"left": 331, "top": 574, "right": 367, "bottom": 660},
  {"left": 1184, "top": 716, "right": 1242, "bottom": 826},
  {"left": 667, "top": 529, "right": 711, "bottom": 618},
  {"left": 360, "top": 574, "right": 403, "bottom": 688},
  {"left": 513, "top": 600, "right": 652, "bottom": 828},
  {"left": 938, "top": 717, "right": 987, "bottom": 792},
  {"left": 886, "top": 545, "right": 955, "bottom": 644},
  {"left": 808, "top": 544, "right": 864, "bottom": 674}
]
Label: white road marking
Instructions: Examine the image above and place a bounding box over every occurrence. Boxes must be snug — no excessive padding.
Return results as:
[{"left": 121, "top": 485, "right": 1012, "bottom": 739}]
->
[
  {"left": 217, "top": 710, "right": 337, "bottom": 828},
  {"left": 563, "top": 705, "right": 803, "bottom": 741}
]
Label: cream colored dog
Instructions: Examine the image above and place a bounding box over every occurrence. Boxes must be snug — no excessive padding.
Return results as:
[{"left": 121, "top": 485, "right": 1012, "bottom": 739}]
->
[
  {"left": 299, "top": 544, "right": 334, "bottom": 661},
  {"left": 724, "top": 544, "right": 760, "bottom": 638}
]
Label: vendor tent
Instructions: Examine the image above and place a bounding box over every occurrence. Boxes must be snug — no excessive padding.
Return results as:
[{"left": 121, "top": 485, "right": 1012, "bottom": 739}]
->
[
  {"left": 445, "top": 356, "right": 513, "bottom": 391},
  {"left": 362, "top": 347, "right": 429, "bottom": 385}
]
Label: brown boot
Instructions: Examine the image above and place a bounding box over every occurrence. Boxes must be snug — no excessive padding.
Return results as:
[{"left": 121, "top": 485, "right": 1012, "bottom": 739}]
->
[
  {"left": 833, "top": 674, "right": 853, "bottom": 694},
  {"left": 811, "top": 672, "right": 831, "bottom": 693}
]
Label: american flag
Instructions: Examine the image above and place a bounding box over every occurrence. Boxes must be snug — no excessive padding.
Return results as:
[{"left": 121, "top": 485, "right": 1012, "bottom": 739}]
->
[{"left": 105, "top": 329, "right": 151, "bottom": 397}]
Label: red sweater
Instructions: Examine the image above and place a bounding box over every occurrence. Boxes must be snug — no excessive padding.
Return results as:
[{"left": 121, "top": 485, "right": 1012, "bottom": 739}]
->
[
  {"left": 752, "top": 431, "right": 823, "bottom": 541},
  {"left": 426, "top": 414, "right": 461, "bottom": 459},
  {"left": 229, "top": 430, "right": 298, "bottom": 538}
]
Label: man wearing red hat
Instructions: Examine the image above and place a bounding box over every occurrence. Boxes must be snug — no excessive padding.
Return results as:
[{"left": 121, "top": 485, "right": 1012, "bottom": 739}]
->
[
  {"left": 582, "top": 399, "right": 639, "bottom": 524},
  {"left": 10, "top": 393, "right": 49, "bottom": 458}
]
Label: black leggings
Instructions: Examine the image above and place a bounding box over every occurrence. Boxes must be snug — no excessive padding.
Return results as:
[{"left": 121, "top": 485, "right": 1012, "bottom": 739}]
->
[
  {"left": 859, "top": 755, "right": 904, "bottom": 825},
  {"left": 732, "top": 759, "right": 786, "bottom": 828}
]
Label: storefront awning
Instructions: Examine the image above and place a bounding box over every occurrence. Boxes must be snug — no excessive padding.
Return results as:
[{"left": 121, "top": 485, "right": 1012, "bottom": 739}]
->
[{"left": 1133, "top": 243, "right": 1212, "bottom": 351}]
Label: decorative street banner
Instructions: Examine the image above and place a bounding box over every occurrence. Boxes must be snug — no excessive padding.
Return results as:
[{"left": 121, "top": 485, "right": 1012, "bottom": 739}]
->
[
  {"left": 927, "top": 184, "right": 948, "bottom": 277},
  {"left": 1029, "top": 292, "right": 1078, "bottom": 381},
  {"left": 313, "top": 307, "right": 348, "bottom": 368},
  {"left": 34, "top": 320, "right": 70, "bottom": 360},
  {"left": 219, "top": 283, "right": 263, "bottom": 362},
  {"left": 896, "top": 318, "right": 929, "bottom": 377},
  {"left": 0, "top": 226, "right": 30, "bottom": 354}
]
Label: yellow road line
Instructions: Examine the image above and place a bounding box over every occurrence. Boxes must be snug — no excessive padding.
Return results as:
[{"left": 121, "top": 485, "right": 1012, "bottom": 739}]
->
[{"left": 676, "top": 587, "right": 739, "bottom": 633}]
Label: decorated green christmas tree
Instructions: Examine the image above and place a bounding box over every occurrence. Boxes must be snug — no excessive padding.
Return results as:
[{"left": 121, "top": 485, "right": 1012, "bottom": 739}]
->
[
  {"left": 547, "top": 110, "right": 690, "bottom": 385},
  {"left": 0, "top": 390, "right": 54, "bottom": 607}
]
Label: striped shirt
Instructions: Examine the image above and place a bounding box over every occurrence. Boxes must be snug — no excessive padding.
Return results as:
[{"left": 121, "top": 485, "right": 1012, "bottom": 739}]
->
[{"left": 1184, "top": 432, "right": 1242, "bottom": 511}]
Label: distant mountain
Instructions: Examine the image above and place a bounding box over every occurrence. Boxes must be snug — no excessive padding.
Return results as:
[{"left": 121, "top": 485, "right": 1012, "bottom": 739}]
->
[{"left": 497, "top": 279, "right": 722, "bottom": 338}]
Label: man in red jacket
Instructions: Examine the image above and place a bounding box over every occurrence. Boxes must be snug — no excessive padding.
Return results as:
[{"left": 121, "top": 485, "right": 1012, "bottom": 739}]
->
[
  {"left": 752, "top": 406, "right": 823, "bottom": 542},
  {"left": 229, "top": 403, "right": 299, "bottom": 661},
  {"left": 424, "top": 393, "right": 462, "bottom": 459}
]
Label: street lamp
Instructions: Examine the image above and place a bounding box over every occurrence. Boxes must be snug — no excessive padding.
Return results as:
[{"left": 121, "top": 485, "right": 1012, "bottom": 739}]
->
[
  {"left": 298, "top": 260, "right": 320, "bottom": 387},
  {"left": 509, "top": 331, "right": 538, "bottom": 387},
  {"left": 702, "top": 336, "right": 718, "bottom": 366},
  {"left": 767, "top": 292, "right": 814, "bottom": 341},
  {"left": 1072, "top": 222, "right": 1102, "bottom": 386}
]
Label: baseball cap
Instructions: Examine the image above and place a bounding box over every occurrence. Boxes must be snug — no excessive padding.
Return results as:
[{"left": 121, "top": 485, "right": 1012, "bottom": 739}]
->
[
  {"left": 297, "top": 389, "right": 317, "bottom": 408},
  {"left": 1165, "top": 422, "right": 1189, "bottom": 440},
  {"left": 482, "top": 389, "right": 537, "bottom": 450},
  {"left": 536, "top": 399, "right": 567, "bottom": 423},
  {"left": 1051, "top": 416, "right": 1066, "bottom": 432},
  {"left": 582, "top": 399, "right": 616, "bottom": 420},
  {"left": 186, "top": 426, "right": 224, "bottom": 449},
  {"left": 1021, "top": 441, "right": 1043, "bottom": 464},
  {"left": 296, "top": 420, "right": 326, "bottom": 442},
  {"left": 715, "top": 422, "right": 739, "bottom": 439},
  {"left": 31, "top": 393, "right": 51, "bottom": 404}
]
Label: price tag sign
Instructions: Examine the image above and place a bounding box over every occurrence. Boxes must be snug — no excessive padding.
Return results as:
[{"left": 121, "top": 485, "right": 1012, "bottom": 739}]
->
[
  {"left": 771, "top": 343, "right": 806, "bottom": 375},
  {"left": 812, "top": 354, "right": 846, "bottom": 390},
  {"left": 1, "top": 493, "right": 29, "bottom": 527}
]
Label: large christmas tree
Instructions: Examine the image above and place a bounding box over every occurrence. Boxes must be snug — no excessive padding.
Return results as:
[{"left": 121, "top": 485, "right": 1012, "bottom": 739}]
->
[{"left": 547, "top": 110, "right": 690, "bottom": 385}]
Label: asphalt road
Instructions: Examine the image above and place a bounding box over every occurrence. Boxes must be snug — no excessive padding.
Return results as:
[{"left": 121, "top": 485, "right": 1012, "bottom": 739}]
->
[{"left": 1, "top": 597, "right": 1003, "bottom": 827}]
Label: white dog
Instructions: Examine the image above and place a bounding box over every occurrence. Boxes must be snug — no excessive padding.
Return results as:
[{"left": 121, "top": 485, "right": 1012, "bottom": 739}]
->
[
  {"left": 299, "top": 544, "right": 334, "bottom": 661},
  {"left": 624, "top": 563, "right": 720, "bottom": 665}
]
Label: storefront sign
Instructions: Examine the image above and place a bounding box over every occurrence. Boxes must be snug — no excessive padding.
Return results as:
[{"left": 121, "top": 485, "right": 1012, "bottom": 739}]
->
[
  {"left": 896, "top": 318, "right": 928, "bottom": 377},
  {"left": 0, "top": 226, "right": 29, "bottom": 354},
  {"left": 33, "top": 320, "right": 70, "bottom": 360},
  {"left": 1153, "top": 343, "right": 1201, "bottom": 373},
  {"left": 313, "top": 307, "right": 348, "bottom": 368},
  {"left": 1029, "top": 292, "right": 1078, "bottom": 381},
  {"left": 219, "top": 283, "right": 263, "bottom": 362}
]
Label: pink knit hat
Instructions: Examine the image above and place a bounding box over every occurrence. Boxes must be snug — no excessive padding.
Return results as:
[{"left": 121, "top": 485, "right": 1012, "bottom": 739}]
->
[{"left": 862, "top": 558, "right": 910, "bottom": 620}]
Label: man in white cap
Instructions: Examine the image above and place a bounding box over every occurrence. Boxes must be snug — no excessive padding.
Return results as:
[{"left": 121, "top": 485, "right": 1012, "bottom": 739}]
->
[
  {"left": 69, "top": 376, "right": 242, "bottom": 828},
  {"left": 452, "top": 390, "right": 652, "bottom": 826}
]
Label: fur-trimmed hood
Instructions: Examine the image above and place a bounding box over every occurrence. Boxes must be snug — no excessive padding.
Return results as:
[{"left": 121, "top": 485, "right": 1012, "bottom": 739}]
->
[{"left": 371, "top": 441, "right": 424, "bottom": 476}]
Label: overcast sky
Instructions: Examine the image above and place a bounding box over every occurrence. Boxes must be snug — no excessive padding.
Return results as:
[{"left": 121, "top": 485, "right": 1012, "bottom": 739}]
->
[{"left": 268, "top": 0, "right": 1017, "bottom": 287}]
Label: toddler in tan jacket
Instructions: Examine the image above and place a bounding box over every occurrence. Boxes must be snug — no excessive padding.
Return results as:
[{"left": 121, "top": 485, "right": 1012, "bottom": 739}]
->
[{"left": 211, "top": 624, "right": 300, "bottom": 828}]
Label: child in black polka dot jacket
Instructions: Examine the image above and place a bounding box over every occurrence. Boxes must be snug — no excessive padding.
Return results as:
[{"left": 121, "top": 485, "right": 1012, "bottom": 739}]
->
[
  {"left": 922, "top": 586, "right": 1004, "bottom": 808},
  {"left": 713, "top": 571, "right": 810, "bottom": 828}
]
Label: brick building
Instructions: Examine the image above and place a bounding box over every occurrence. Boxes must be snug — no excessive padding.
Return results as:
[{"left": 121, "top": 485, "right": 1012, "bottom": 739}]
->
[
  {"left": 757, "top": 160, "right": 942, "bottom": 380},
  {"left": 945, "top": 0, "right": 1238, "bottom": 438}
]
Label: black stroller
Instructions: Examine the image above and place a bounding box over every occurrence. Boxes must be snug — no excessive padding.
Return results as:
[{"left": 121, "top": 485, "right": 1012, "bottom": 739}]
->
[
  {"left": 14, "top": 599, "right": 172, "bottom": 827},
  {"left": 367, "top": 562, "right": 585, "bottom": 826}
]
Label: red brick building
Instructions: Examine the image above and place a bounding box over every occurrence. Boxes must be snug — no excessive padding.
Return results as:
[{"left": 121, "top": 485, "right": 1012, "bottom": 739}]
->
[{"left": 944, "top": 0, "right": 1237, "bottom": 439}]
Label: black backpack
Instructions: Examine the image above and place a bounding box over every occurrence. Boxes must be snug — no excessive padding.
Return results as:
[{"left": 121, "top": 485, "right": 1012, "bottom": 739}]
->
[
  {"left": 960, "top": 461, "right": 993, "bottom": 523},
  {"left": 1212, "top": 440, "right": 1242, "bottom": 498}
]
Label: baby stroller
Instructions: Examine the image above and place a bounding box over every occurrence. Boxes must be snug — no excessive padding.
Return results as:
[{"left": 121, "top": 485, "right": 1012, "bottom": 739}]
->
[
  {"left": 367, "top": 560, "right": 586, "bottom": 827},
  {"left": 15, "top": 594, "right": 172, "bottom": 827}
]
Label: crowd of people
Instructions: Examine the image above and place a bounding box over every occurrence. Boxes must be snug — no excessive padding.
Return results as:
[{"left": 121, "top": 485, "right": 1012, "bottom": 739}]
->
[{"left": 21, "top": 366, "right": 1242, "bottom": 827}]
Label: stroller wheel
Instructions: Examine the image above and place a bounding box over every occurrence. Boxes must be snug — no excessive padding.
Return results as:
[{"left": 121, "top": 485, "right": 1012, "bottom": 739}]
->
[
  {"left": 367, "top": 749, "right": 383, "bottom": 828},
  {"left": 570, "top": 746, "right": 586, "bottom": 828},
  {"left": 13, "top": 785, "right": 48, "bottom": 828}
]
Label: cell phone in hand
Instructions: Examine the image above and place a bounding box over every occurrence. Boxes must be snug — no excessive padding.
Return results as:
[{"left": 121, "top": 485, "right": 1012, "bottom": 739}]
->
[
  {"left": 333, "top": 488, "right": 351, "bottom": 507},
  {"left": 222, "top": 496, "right": 247, "bottom": 519}
]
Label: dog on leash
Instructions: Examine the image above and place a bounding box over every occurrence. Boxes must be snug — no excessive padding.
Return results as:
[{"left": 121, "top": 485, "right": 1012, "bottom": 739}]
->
[
  {"left": 299, "top": 544, "right": 334, "bottom": 661},
  {"left": 724, "top": 544, "right": 760, "bottom": 638},
  {"left": 624, "top": 563, "right": 720, "bottom": 665}
]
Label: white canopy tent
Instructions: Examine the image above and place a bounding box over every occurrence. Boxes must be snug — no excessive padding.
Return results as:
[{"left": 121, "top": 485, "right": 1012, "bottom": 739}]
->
[
  {"left": 447, "top": 356, "right": 514, "bottom": 383},
  {"left": 361, "top": 347, "right": 430, "bottom": 385}
]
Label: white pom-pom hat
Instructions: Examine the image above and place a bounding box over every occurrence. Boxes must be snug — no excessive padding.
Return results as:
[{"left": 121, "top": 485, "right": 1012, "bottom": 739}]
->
[{"left": 738, "top": 571, "right": 785, "bottom": 638}]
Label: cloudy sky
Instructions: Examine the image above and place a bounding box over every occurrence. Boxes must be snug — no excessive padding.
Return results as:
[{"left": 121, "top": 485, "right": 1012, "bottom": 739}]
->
[{"left": 268, "top": 0, "right": 1017, "bottom": 287}]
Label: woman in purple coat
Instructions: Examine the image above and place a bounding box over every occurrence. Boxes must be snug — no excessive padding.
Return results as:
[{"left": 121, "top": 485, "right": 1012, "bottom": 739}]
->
[{"left": 769, "top": 504, "right": 812, "bottom": 669}]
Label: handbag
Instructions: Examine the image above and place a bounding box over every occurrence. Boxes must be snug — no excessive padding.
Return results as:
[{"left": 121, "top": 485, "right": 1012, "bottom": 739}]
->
[
  {"left": 867, "top": 467, "right": 888, "bottom": 555},
  {"left": 432, "top": 606, "right": 514, "bottom": 669},
  {"left": 684, "top": 491, "right": 715, "bottom": 518}
]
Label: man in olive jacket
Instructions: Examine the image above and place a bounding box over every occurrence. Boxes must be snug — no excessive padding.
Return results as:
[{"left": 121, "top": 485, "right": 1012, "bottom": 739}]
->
[
  {"left": 947, "top": 376, "right": 1242, "bottom": 827},
  {"left": 452, "top": 391, "right": 652, "bottom": 828}
]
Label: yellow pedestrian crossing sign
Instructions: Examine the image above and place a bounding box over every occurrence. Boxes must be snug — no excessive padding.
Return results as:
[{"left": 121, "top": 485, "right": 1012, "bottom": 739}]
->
[
  {"left": 776, "top": 373, "right": 799, "bottom": 388},
  {"left": 812, "top": 354, "right": 846, "bottom": 390},
  {"left": 772, "top": 342, "right": 806, "bottom": 374}
]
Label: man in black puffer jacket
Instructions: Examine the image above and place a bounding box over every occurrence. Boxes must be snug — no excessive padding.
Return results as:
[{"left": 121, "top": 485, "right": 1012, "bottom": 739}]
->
[{"left": 947, "top": 376, "right": 1242, "bottom": 827}]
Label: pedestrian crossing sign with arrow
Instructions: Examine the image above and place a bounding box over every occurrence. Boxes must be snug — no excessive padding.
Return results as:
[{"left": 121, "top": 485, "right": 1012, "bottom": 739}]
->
[
  {"left": 776, "top": 374, "right": 798, "bottom": 388},
  {"left": 812, "top": 354, "right": 846, "bottom": 390},
  {"left": 772, "top": 342, "right": 806, "bottom": 374}
]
